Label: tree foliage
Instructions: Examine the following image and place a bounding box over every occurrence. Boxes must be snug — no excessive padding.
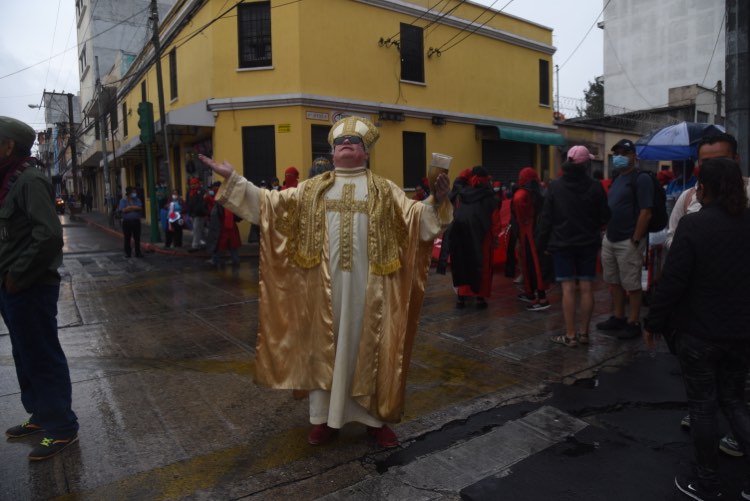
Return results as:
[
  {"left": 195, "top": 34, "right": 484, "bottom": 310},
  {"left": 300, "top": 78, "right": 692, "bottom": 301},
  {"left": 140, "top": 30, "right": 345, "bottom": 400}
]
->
[{"left": 578, "top": 78, "right": 604, "bottom": 118}]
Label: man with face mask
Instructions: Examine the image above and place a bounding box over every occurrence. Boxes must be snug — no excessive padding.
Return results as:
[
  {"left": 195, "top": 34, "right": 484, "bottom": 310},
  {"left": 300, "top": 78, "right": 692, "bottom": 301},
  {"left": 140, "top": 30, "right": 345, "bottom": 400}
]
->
[
  {"left": 596, "top": 138, "right": 653, "bottom": 339},
  {"left": 0, "top": 117, "right": 79, "bottom": 460}
]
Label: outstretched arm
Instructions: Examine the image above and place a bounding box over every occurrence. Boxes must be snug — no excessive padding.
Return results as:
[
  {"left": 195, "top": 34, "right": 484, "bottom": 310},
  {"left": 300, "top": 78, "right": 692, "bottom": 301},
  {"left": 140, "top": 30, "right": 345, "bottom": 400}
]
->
[{"left": 199, "top": 154, "right": 235, "bottom": 179}]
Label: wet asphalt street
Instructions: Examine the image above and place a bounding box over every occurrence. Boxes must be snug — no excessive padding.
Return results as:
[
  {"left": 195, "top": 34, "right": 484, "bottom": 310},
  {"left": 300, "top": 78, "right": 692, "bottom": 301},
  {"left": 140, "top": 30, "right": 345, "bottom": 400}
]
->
[{"left": 0, "top": 212, "right": 747, "bottom": 500}]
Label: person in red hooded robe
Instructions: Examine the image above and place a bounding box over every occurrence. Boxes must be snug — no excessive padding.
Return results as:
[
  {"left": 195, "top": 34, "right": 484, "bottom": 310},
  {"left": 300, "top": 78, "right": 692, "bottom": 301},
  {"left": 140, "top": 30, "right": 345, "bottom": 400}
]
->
[
  {"left": 513, "top": 167, "right": 550, "bottom": 311},
  {"left": 282, "top": 166, "right": 299, "bottom": 190}
]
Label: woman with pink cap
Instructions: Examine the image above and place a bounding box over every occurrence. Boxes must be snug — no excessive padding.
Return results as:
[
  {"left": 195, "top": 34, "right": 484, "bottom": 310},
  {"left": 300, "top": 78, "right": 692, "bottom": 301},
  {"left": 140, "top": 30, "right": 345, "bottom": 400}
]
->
[{"left": 537, "top": 145, "right": 610, "bottom": 346}]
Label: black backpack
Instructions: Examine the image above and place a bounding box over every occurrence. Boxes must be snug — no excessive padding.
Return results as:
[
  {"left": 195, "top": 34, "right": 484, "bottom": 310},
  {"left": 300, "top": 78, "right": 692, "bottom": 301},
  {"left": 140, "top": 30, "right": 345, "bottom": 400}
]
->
[{"left": 631, "top": 170, "right": 668, "bottom": 232}]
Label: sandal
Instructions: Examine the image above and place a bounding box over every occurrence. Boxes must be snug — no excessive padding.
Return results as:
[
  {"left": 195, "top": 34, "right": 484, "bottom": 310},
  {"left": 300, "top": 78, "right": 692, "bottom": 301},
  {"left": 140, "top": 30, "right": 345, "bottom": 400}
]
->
[
  {"left": 550, "top": 334, "right": 578, "bottom": 347},
  {"left": 576, "top": 332, "right": 590, "bottom": 344}
]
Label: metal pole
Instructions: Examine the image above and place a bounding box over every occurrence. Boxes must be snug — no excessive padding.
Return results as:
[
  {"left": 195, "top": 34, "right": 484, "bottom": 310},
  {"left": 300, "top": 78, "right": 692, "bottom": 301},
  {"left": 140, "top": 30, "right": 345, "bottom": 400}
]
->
[
  {"left": 555, "top": 64, "right": 560, "bottom": 115},
  {"left": 66, "top": 93, "right": 80, "bottom": 196},
  {"left": 95, "top": 57, "right": 113, "bottom": 219},
  {"left": 151, "top": 0, "right": 171, "bottom": 192},
  {"left": 726, "top": 0, "right": 750, "bottom": 174},
  {"left": 144, "top": 137, "right": 160, "bottom": 243}
]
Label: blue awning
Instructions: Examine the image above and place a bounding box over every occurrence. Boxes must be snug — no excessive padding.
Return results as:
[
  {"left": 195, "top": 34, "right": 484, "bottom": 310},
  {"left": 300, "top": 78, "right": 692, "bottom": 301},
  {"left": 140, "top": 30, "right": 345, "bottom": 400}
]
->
[{"left": 493, "top": 125, "right": 565, "bottom": 146}]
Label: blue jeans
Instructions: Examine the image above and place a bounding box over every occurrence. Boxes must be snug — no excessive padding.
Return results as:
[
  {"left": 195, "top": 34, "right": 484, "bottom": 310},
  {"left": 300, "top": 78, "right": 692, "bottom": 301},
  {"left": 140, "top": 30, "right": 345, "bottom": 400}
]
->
[
  {"left": 0, "top": 283, "right": 78, "bottom": 438},
  {"left": 677, "top": 333, "right": 750, "bottom": 489}
]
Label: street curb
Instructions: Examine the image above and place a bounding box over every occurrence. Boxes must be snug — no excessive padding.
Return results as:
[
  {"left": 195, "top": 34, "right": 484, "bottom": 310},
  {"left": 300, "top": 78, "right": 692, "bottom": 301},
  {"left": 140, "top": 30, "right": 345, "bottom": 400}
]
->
[{"left": 76, "top": 215, "right": 259, "bottom": 258}]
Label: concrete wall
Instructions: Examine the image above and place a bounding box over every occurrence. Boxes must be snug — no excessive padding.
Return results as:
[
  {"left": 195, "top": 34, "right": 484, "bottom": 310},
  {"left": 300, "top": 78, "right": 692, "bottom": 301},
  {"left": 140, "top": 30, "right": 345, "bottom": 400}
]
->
[{"left": 602, "top": 0, "right": 725, "bottom": 111}]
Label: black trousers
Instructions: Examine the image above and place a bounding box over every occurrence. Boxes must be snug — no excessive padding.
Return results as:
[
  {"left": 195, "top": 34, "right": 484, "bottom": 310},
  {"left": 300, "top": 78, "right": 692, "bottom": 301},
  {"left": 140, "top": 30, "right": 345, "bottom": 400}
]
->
[
  {"left": 122, "top": 219, "right": 142, "bottom": 257},
  {"left": 677, "top": 333, "right": 750, "bottom": 489}
]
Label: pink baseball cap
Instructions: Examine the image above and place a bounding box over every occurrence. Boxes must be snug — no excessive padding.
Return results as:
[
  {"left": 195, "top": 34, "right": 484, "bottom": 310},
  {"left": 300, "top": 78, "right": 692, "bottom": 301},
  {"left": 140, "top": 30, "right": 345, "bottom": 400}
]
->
[{"left": 567, "top": 145, "right": 594, "bottom": 165}]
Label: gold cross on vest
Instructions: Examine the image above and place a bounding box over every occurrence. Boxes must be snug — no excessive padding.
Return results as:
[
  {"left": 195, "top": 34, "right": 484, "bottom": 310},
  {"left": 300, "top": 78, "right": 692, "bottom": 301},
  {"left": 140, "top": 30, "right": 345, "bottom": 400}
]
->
[{"left": 326, "top": 183, "right": 368, "bottom": 271}]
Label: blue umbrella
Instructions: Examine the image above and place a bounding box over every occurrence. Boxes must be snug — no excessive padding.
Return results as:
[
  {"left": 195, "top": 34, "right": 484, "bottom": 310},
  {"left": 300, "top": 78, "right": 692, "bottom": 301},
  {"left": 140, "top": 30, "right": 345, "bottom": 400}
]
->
[{"left": 635, "top": 122, "right": 726, "bottom": 160}]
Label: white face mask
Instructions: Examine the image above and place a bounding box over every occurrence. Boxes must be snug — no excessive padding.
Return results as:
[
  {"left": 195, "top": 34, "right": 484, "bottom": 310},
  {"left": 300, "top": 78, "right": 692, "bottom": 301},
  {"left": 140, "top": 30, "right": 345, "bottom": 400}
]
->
[
  {"left": 172, "top": 195, "right": 178, "bottom": 200},
  {"left": 208, "top": 190, "right": 215, "bottom": 197}
]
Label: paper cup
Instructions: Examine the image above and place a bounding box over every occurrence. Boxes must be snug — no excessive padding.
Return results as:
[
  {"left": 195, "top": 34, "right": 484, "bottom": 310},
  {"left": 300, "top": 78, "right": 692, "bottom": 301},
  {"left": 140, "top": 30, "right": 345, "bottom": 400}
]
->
[{"left": 428, "top": 153, "right": 452, "bottom": 193}]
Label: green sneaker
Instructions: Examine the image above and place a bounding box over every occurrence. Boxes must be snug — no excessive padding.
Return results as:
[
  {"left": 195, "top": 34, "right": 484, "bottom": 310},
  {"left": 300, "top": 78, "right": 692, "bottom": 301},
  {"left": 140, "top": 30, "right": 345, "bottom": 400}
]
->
[
  {"left": 28, "top": 435, "right": 79, "bottom": 461},
  {"left": 6, "top": 421, "right": 44, "bottom": 439}
]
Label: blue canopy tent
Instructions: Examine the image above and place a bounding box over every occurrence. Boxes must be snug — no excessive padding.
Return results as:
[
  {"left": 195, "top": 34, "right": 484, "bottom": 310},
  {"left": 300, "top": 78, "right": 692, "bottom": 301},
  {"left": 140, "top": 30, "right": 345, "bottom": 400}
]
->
[{"left": 636, "top": 122, "right": 726, "bottom": 160}]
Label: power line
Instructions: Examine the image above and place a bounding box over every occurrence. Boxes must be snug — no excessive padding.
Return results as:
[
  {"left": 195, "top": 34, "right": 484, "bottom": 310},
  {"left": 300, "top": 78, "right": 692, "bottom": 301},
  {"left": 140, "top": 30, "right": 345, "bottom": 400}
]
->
[
  {"left": 0, "top": 5, "right": 150, "bottom": 82},
  {"left": 42, "top": 0, "right": 64, "bottom": 96},
  {"left": 424, "top": 0, "right": 466, "bottom": 39},
  {"left": 558, "top": 0, "right": 611, "bottom": 70},
  {"left": 700, "top": 9, "right": 726, "bottom": 87},
  {"left": 434, "top": 0, "right": 514, "bottom": 55},
  {"left": 603, "top": 27, "right": 653, "bottom": 108}
]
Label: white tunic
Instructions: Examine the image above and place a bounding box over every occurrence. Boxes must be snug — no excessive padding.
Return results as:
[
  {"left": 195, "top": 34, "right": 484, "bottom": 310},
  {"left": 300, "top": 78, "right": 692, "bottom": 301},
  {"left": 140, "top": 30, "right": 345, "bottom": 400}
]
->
[{"left": 309, "top": 166, "right": 441, "bottom": 428}]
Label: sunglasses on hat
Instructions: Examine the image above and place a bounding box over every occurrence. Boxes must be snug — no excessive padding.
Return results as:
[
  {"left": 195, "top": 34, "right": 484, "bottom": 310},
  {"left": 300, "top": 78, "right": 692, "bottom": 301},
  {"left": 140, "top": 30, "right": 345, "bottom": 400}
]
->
[{"left": 332, "top": 135, "right": 363, "bottom": 146}]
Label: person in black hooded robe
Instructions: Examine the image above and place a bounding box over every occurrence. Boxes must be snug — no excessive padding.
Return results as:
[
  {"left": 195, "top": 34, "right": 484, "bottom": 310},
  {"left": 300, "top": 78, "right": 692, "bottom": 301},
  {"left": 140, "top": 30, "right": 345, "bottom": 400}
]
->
[{"left": 448, "top": 166, "right": 502, "bottom": 309}]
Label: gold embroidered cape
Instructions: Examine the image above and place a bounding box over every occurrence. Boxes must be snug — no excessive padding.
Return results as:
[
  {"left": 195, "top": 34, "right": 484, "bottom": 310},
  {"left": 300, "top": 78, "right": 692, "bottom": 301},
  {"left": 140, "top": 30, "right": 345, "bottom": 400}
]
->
[{"left": 218, "top": 170, "right": 447, "bottom": 422}]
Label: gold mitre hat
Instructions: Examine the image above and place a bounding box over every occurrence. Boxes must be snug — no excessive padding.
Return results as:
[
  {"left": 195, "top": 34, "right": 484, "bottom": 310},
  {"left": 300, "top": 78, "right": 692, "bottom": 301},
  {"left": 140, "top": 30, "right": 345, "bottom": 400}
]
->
[{"left": 328, "top": 116, "right": 380, "bottom": 150}]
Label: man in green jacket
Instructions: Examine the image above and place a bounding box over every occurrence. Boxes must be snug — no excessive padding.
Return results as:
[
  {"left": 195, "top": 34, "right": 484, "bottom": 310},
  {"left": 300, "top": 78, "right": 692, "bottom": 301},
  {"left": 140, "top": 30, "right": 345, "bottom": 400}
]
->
[{"left": 0, "top": 116, "right": 78, "bottom": 461}]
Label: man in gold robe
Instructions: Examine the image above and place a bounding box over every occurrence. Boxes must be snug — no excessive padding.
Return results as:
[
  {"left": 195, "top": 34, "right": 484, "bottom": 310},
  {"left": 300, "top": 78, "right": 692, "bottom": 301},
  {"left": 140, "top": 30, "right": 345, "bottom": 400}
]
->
[{"left": 200, "top": 116, "right": 451, "bottom": 447}]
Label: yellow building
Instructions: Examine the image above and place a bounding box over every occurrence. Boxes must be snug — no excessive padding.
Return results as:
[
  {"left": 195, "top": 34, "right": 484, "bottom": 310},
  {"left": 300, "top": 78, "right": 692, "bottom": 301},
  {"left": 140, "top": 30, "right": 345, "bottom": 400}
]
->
[{"left": 110, "top": 0, "right": 562, "bottom": 227}]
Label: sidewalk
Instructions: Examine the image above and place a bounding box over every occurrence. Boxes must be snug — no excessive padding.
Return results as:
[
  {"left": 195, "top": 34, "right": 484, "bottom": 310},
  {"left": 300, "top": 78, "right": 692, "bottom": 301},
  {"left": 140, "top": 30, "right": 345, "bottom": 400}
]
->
[{"left": 74, "top": 208, "right": 259, "bottom": 258}]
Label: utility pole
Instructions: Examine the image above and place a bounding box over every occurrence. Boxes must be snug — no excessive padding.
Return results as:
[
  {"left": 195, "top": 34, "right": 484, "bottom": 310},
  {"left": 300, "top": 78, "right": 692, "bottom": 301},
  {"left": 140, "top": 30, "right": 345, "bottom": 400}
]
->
[
  {"left": 725, "top": 0, "right": 750, "bottom": 174},
  {"left": 95, "top": 57, "right": 113, "bottom": 220},
  {"left": 66, "top": 92, "right": 80, "bottom": 196},
  {"left": 555, "top": 64, "right": 560, "bottom": 116},
  {"left": 716, "top": 80, "right": 722, "bottom": 123},
  {"left": 150, "top": 0, "right": 171, "bottom": 192}
]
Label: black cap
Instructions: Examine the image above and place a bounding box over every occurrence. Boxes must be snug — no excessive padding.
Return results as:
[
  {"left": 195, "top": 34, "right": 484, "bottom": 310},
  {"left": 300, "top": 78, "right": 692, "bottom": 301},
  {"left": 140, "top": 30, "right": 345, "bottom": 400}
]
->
[
  {"left": 0, "top": 116, "right": 35, "bottom": 150},
  {"left": 611, "top": 139, "right": 635, "bottom": 153}
]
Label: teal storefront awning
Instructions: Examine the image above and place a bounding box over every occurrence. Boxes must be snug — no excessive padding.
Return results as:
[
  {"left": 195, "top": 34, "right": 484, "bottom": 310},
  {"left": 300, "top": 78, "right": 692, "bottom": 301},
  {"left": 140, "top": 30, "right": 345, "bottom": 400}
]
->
[{"left": 495, "top": 125, "right": 565, "bottom": 146}]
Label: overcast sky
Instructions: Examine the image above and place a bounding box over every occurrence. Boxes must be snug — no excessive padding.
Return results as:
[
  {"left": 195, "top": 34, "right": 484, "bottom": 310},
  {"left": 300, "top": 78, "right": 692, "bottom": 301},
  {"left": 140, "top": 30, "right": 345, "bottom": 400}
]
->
[{"left": 0, "top": 0, "right": 603, "bottom": 132}]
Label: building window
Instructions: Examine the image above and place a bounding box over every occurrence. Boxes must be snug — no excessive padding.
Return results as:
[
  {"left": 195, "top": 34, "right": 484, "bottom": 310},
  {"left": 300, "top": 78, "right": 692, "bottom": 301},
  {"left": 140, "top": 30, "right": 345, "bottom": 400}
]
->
[
  {"left": 122, "top": 103, "right": 128, "bottom": 137},
  {"left": 400, "top": 24, "right": 424, "bottom": 83},
  {"left": 79, "top": 44, "right": 88, "bottom": 74},
  {"left": 110, "top": 103, "right": 118, "bottom": 134},
  {"left": 169, "top": 49, "right": 178, "bottom": 100},
  {"left": 697, "top": 111, "right": 709, "bottom": 123},
  {"left": 238, "top": 2, "right": 272, "bottom": 69},
  {"left": 539, "top": 59, "right": 550, "bottom": 106},
  {"left": 402, "top": 131, "right": 426, "bottom": 190},
  {"left": 242, "top": 125, "right": 276, "bottom": 184},
  {"left": 140, "top": 81, "right": 147, "bottom": 102},
  {"left": 311, "top": 124, "right": 332, "bottom": 165}
]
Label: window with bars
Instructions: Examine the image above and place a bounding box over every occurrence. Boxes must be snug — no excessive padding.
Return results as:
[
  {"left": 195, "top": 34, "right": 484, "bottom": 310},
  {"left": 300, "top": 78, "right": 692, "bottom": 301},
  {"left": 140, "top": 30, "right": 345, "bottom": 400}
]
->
[
  {"left": 539, "top": 59, "right": 550, "bottom": 106},
  {"left": 169, "top": 49, "right": 178, "bottom": 100},
  {"left": 238, "top": 2, "right": 272, "bottom": 69},
  {"left": 122, "top": 103, "right": 128, "bottom": 136},
  {"left": 402, "top": 131, "right": 426, "bottom": 189},
  {"left": 400, "top": 24, "right": 424, "bottom": 83}
]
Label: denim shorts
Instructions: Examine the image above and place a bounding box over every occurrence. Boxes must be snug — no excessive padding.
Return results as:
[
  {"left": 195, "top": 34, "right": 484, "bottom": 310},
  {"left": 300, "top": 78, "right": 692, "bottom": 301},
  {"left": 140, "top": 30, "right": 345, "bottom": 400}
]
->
[{"left": 553, "top": 245, "right": 598, "bottom": 282}]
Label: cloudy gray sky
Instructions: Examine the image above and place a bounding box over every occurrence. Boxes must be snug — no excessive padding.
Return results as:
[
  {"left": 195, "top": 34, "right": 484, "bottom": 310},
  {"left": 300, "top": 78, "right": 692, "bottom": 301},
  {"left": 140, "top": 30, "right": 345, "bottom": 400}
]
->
[{"left": 0, "top": 0, "right": 603, "bottom": 131}]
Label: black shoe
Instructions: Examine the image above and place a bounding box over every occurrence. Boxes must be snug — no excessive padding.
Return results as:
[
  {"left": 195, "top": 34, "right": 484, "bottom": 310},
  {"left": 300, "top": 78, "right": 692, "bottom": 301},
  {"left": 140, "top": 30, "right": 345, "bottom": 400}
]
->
[
  {"left": 124, "top": 254, "right": 132, "bottom": 258},
  {"left": 596, "top": 316, "right": 627, "bottom": 331},
  {"left": 476, "top": 298, "right": 488, "bottom": 309},
  {"left": 456, "top": 296, "right": 466, "bottom": 309},
  {"left": 617, "top": 322, "right": 642, "bottom": 339},
  {"left": 6, "top": 421, "right": 44, "bottom": 439},
  {"left": 517, "top": 293, "right": 536, "bottom": 303},
  {"left": 135, "top": 253, "right": 144, "bottom": 258},
  {"left": 719, "top": 435, "right": 744, "bottom": 457},
  {"left": 28, "top": 435, "right": 79, "bottom": 461},
  {"left": 674, "top": 472, "right": 722, "bottom": 500}
]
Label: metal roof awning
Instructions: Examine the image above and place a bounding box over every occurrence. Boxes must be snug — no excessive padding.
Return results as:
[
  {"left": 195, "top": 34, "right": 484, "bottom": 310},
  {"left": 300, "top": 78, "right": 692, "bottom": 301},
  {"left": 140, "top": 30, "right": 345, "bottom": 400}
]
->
[
  {"left": 494, "top": 125, "right": 565, "bottom": 146},
  {"left": 483, "top": 124, "right": 565, "bottom": 146}
]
